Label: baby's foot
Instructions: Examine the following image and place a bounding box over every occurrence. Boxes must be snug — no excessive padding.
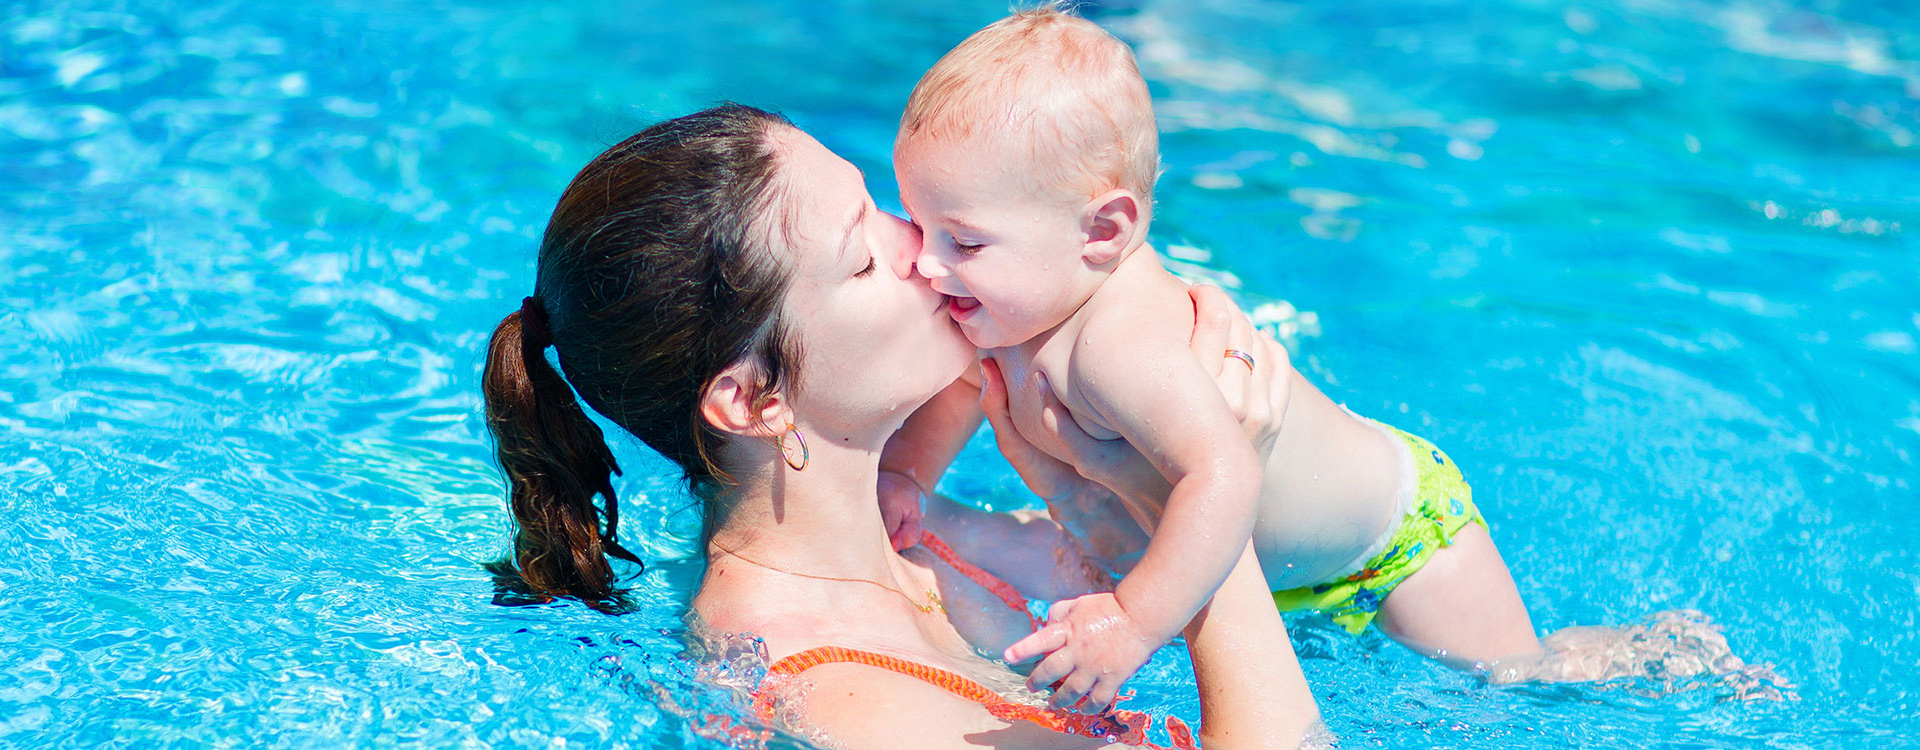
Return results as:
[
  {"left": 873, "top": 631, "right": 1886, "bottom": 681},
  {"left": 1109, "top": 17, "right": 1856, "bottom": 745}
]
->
[{"left": 1485, "top": 609, "right": 1797, "bottom": 701}]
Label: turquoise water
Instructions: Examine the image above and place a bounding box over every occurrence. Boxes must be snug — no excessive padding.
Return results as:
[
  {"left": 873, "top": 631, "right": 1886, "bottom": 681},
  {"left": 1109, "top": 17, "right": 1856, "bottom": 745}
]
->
[{"left": 3, "top": 0, "right": 1916, "bottom": 746}]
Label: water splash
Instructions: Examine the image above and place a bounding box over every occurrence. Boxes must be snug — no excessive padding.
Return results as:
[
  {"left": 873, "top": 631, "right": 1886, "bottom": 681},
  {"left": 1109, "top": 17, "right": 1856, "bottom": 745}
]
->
[{"left": 1485, "top": 609, "right": 1797, "bottom": 702}]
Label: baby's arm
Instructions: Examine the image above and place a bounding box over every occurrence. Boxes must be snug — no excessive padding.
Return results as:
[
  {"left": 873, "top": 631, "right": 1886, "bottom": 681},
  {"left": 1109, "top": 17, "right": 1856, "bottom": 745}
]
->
[
  {"left": 877, "top": 371, "right": 983, "bottom": 550},
  {"left": 1086, "top": 339, "right": 1263, "bottom": 634},
  {"left": 1006, "top": 330, "right": 1263, "bottom": 711}
]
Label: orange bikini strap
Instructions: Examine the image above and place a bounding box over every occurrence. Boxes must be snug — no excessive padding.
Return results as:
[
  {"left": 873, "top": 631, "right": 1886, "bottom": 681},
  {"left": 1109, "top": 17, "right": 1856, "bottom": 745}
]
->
[
  {"left": 765, "top": 646, "right": 1005, "bottom": 703},
  {"left": 918, "top": 531, "right": 1047, "bottom": 631},
  {"left": 746, "top": 535, "right": 1196, "bottom": 748},
  {"left": 756, "top": 646, "right": 1197, "bottom": 750}
]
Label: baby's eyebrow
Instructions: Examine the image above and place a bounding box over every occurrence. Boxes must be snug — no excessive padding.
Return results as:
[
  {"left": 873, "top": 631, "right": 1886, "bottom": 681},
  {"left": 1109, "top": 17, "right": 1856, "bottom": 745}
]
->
[{"left": 943, "top": 215, "right": 987, "bottom": 237}]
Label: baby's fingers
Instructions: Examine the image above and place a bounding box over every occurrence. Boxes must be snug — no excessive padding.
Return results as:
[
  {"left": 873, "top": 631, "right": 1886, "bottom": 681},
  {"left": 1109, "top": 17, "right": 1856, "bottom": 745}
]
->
[
  {"left": 1049, "top": 670, "right": 1096, "bottom": 711},
  {"left": 1004, "top": 622, "right": 1069, "bottom": 665},
  {"left": 1082, "top": 676, "right": 1123, "bottom": 715},
  {"left": 1025, "top": 649, "right": 1076, "bottom": 694}
]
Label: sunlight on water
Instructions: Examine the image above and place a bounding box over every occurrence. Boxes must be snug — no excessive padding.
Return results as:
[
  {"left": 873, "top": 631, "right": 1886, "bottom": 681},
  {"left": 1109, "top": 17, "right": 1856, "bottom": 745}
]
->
[{"left": 1, "top": 0, "right": 1914, "bottom": 747}]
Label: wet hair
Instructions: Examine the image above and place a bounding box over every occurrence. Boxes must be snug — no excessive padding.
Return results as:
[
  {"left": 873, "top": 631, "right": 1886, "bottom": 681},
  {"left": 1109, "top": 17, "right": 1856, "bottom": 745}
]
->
[
  {"left": 481, "top": 103, "right": 801, "bottom": 608},
  {"left": 898, "top": 5, "right": 1159, "bottom": 204}
]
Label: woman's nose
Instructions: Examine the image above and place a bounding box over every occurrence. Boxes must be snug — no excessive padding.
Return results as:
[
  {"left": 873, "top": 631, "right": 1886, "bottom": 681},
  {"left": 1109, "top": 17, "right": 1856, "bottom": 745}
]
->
[{"left": 883, "top": 212, "right": 938, "bottom": 280}]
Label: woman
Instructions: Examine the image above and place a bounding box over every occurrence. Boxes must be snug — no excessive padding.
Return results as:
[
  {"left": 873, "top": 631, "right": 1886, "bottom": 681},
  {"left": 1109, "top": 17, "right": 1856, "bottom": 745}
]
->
[{"left": 481, "top": 103, "right": 1318, "bottom": 748}]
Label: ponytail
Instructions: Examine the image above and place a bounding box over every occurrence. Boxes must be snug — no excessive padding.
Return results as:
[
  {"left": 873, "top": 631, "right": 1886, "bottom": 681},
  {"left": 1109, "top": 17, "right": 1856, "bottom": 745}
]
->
[
  {"left": 482, "top": 297, "right": 644, "bottom": 606},
  {"left": 480, "top": 103, "right": 798, "bottom": 609}
]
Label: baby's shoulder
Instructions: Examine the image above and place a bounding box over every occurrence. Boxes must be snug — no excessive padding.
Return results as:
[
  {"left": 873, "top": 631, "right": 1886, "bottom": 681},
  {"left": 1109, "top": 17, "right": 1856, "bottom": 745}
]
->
[
  {"left": 1082, "top": 256, "right": 1197, "bottom": 329},
  {"left": 1071, "top": 277, "right": 1195, "bottom": 362}
]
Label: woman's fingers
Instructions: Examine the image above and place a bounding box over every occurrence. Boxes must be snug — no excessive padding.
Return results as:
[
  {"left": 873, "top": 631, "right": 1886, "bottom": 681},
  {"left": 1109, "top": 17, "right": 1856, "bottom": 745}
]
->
[
  {"left": 1227, "top": 316, "right": 1272, "bottom": 441},
  {"left": 1253, "top": 337, "right": 1293, "bottom": 450},
  {"left": 1190, "top": 285, "right": 1256, "bottom": 432},
  {"left": 1188, "top": 285, "right": 1294, "bottom": 447},
  {"left": 981, "top": 359, "right": 1078, "bottom": 499},
  {"left": 981, "top": 358, "right": 1019, "bottom": 449},
  {"left": 1188, "top": 285, "right": 1234, "bottom": 379},
  {"left": 1223, "top": 295, "right": 1257, "bottom": 358},
  {"left": 1032, "top": 371, "right": 1105, "bottom": 467},
  {"left": 980, "top": 357, "right": 1010, "bottom": 420}
]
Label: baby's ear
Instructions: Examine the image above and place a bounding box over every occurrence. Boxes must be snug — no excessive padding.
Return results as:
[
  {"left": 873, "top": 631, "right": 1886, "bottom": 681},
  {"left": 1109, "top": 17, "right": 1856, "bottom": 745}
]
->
[{"left": 1080, "top": 189, "right": 1141, "bottom": 267}]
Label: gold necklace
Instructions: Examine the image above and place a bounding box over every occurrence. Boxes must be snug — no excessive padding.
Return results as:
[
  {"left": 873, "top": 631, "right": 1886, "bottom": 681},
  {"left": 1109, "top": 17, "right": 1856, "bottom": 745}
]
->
[{"left": 711, "top": 543, "right": 946, "bottom": 615}]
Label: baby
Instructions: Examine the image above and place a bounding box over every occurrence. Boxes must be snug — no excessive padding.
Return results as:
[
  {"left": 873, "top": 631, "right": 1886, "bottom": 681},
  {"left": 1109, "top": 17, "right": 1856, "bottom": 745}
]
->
[{"left": 880, "top": 8, "right": 1544, "bottom": 709}]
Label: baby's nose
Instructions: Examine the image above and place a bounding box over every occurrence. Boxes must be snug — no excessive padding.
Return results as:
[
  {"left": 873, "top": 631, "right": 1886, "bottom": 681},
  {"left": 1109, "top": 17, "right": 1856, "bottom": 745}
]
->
[{"left": 914, "top": 248, "right": 953, "bottom": 279}]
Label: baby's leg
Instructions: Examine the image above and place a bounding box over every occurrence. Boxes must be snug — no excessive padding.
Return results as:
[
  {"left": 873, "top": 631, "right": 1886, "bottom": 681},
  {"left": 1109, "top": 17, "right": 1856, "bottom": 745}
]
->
[
  {"left": 1374, "top": 523, "right": 1542, "bottom": 666},
  {"left": 1486, "top": 610, "right": 1797, "bottom": 699},
  {"left": 1376, "top": 520, "right": 1795, "bottom": 699}
]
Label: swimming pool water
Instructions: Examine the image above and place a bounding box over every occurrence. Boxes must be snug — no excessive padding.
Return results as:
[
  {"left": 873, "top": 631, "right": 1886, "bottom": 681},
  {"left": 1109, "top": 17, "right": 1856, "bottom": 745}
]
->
[{"left": 3, "top": 0, "right": 1915, "bottom": 747}]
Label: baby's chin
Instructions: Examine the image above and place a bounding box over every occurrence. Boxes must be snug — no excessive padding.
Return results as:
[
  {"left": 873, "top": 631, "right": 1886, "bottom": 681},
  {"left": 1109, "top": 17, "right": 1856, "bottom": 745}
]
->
[
  {"left": 958, "top": 325, "right": 998, "bottom": 350},
  {"left": 957, "top": 318, "right": 1032, "bottom": 350}
]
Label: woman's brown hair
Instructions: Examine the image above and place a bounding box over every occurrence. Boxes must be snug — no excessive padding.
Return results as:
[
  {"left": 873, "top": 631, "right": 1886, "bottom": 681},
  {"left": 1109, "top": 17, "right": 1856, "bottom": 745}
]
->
[{"left": 481, "top": 103, "right": 800, "bottom": 607}]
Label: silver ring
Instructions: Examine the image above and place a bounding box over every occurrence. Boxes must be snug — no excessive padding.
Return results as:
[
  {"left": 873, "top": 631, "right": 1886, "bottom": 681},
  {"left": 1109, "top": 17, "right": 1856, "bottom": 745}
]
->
[{"left": 1224, "top": 349, "right": 1255, "bottom": 371}]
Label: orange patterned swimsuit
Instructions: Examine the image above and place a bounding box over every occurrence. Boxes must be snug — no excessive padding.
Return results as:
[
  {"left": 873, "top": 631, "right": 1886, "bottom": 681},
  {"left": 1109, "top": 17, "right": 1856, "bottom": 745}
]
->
[{"left": 750, "top": 533, "right": 1198, "bottom": 750}]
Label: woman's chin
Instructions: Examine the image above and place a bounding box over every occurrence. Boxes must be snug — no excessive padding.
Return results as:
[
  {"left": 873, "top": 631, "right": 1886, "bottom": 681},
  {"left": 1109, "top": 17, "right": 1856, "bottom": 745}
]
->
[{"left": 938, "top": 324, "right": 980, "bottom": 368}]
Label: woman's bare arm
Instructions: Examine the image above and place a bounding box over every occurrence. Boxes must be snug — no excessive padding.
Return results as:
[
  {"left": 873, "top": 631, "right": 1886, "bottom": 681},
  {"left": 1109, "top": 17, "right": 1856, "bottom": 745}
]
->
[
  {"left": 788, "top": 547, "right": 1316, "bottom": 750},
  {"left": 973, "top": 294, "right": 1322, "bottom": 745},
  {"left": 1185, "top": 544, "right": 1320, "bottom": 747}
]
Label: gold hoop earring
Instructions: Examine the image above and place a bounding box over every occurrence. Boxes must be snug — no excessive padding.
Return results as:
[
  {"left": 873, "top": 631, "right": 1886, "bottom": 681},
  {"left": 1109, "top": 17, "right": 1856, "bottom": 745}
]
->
[{"left": 776, "top": 424, "right": 809, "bottom": 471}]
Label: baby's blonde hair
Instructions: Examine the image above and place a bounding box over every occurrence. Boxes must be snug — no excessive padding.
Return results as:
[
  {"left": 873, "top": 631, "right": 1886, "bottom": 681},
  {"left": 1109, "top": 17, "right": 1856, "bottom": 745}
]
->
[{"left": 899, "top": 6, "right": 1158, "bottom": 207}]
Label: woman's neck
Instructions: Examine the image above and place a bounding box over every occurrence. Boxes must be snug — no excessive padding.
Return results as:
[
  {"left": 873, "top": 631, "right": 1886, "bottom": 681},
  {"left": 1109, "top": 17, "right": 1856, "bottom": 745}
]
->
[{"left": 707, "top": 436, "right": 900, "bottom": 582}]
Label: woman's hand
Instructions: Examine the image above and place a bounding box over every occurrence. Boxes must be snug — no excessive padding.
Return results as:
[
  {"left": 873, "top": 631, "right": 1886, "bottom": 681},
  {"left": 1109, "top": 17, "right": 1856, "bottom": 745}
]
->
[
  {"left": 977, "top": 288, "right": 1292, "bottom": 523},
  {"left": 978, "top": 358, "right": 1168, "bottom": 509},
  {"left": 978, "top": 358, "right": 1151, "bottom": 571},
  {"left": 1187, "top": 285, "right": 1292, "bottom": 455},
  {"left": 877, "top": 469, "right": 926, "bottom": 551},
  {"left": 978, "top": 358, "right": 1096, "bottom": 501}
]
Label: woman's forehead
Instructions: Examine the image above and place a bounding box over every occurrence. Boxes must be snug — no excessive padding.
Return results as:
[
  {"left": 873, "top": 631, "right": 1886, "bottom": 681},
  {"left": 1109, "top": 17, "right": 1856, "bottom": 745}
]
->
[{"left": 772, "top": 129, "right": 867, "bottom": 261}]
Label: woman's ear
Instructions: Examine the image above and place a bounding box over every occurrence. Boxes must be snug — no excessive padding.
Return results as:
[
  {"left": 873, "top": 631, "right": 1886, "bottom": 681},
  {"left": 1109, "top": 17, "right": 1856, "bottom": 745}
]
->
[
  {"left": 1080, "top": 188, "right": 1141, "bottom": 267},
  {"left": 700, "top": 361, "right": 793, "bottom": 438}
]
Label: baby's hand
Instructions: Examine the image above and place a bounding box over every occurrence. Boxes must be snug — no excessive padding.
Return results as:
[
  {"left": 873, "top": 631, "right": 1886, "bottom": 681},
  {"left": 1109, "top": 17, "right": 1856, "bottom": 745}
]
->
[
  {"left": 877, "top": 469, "right": 926, "bottom": 551},
  {"left": 1003, "top": 593, "right": 1159, "bottom": 713}
]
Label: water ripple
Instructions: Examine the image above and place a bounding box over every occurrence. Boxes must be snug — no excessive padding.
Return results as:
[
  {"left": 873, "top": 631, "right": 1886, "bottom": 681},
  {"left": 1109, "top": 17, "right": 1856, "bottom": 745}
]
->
[{"left": 1, "top": 0, "right": 1915, "bottom": 747}]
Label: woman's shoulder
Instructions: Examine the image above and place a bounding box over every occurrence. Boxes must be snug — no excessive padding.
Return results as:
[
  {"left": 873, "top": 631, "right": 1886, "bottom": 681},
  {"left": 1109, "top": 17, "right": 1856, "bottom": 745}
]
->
[
  {"left": 690, "top": 557, "right": 832, "bottom": 644},
  {"left": 691, "top": 554, "right": 940, "bottom": 664}
]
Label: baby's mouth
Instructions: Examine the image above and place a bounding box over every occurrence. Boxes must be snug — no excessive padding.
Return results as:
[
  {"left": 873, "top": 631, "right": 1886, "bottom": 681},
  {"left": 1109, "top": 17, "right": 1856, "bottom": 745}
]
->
[{"left": 946, "top": 294, "right": 982, "bottom": 322}]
